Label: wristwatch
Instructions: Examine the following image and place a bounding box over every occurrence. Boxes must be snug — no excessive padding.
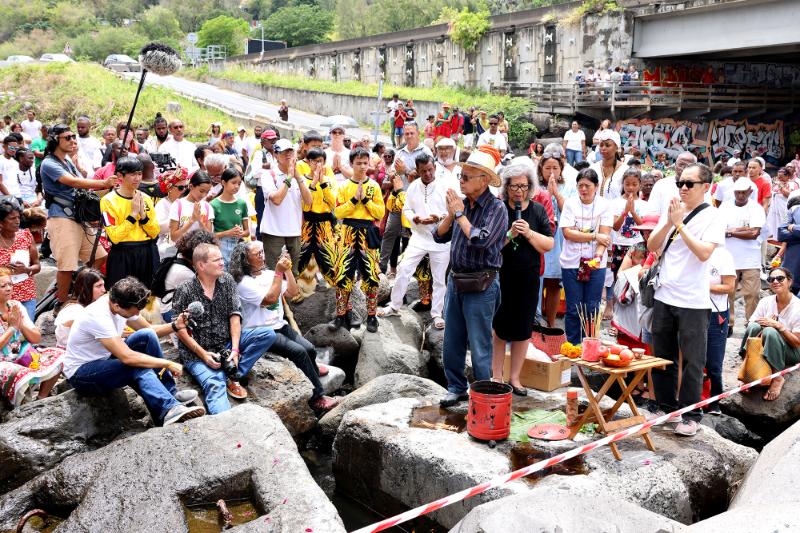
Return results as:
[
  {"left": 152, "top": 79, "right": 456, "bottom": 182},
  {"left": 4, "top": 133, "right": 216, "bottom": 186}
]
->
[{"left": 454, "top": 210, "right": 464, "bottom": 219}]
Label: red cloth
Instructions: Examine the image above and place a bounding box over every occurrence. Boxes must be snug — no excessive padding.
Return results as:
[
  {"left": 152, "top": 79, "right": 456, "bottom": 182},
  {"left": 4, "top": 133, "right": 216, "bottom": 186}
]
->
[
  {"left": 394, "top": 109, "right": 407, "bottom": 129},
  {"left": 435, "top": 112, "right": 452, "bottom": 138},
  {"left": 449, "top": 113, "right": 463, "bottom": 136},
  {"left": 0, "top": 230, "right": 36, "bottom": 303},
  {"left": 753, "top": 175, "right": 773, "bottom": 205},
  {"left": 92, "top": 163, "right": 115, "bottom": 181}
]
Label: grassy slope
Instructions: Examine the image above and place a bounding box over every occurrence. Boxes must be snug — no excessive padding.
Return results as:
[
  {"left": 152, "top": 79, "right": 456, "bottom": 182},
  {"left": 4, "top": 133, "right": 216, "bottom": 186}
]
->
[{"left": 0, "top": 63, "right": 233, "bottom": 141}]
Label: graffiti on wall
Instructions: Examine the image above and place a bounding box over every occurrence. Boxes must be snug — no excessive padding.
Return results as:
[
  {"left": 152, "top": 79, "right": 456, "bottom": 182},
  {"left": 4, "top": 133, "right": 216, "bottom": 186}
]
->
[
  {"left": 641, "top": 62, "right": 800, "bottom": 88},
  {"left": 615, "top": 119, "right": 785, "bottom": 166}
]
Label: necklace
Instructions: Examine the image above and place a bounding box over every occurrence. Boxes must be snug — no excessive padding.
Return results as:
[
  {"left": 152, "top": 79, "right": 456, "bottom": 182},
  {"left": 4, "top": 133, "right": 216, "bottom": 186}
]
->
[
  {"left": 0, "top": 233, "right": 15, "bottom": 249},
  {"left": 600, "top": 161, "right": 618, "bottom": 197}
]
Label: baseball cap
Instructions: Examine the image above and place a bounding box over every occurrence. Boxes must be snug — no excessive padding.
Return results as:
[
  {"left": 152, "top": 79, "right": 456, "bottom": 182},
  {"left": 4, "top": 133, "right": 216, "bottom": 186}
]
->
[
  {"left": 260, "top": 130, "right": 278, "bottom": 140},
  {"left": 733, "top": 178, "right": 755, "bottom": 192},
  {"left": 329, "top": 124, "right": 346, "bottom": 134},
  {"left": 273, "top": 139, "right": 295, "bottom": 153},
  {"left": 237, "top": 125, "right": 246, "bottom": 132},
  {"left": 222, "top": 131, "right": 234, "bottom": 139}
]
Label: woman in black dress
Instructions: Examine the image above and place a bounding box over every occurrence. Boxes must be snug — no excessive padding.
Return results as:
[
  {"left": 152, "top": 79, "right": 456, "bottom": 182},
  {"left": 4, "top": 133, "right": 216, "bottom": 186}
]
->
[{"left": 491, "top": 158, "right": 554, "bottom": 395}]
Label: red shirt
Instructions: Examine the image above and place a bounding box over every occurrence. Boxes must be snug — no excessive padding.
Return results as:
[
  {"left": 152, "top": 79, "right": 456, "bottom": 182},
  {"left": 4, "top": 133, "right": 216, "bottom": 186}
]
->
[
  {"left": 753, "top": 175, "right": 773, "bottom": 205},
  {"left": 0, "top": 230, "right": 36, "bottom": 303},
  {"left": 394, "top": 109, "right": 407, "bottom": 128}
]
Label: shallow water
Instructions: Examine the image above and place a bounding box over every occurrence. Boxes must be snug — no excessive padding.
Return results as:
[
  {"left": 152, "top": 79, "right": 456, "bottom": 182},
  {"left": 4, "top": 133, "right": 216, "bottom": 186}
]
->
[
  {"left": 184, "top": 500, "right": 260, "bottom": 532},
  {"left": 2, "top": 513, "right": 65, "bottom": 533},
  {"left": 509, "top": 442, "right": 590, "bottom": 484},
  {"left": 408, "top": 405, "right": 467, "bottom": 433}
]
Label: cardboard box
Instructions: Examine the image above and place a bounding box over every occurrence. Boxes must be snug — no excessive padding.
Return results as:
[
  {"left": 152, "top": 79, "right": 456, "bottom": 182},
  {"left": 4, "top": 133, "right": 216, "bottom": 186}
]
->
[{"left": 502, "top": 354, "right": 572, "bottom": 392}]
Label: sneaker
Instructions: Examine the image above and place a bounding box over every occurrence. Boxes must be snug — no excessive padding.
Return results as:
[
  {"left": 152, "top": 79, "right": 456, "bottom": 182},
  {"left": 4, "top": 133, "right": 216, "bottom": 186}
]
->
[
  {"left": 439, "top": 392, "right": 469, "bottom": 408},
  {"left": 646, "top": 408, "right": 680, "bottom": 426},
  {"left": 674, "top": 420, "right": 699, "bottom": 437},
  {"left": 174, "top": 389, "right": 199, "bottom": 405},
  {"left": 706, "top": 403, "right": 722, "bottom": 416},
  {"left": 318, "top": 364, "right": 330, "bottom": 377},
  {"left": 345, "top": 310, "right": 362, "bottom": 329},
  {"left": 328, "top": 315, "right": 347, "bottom": 331},
  {"left": 411, "top": 300, "right": 432, "bottom": 312},
  {"left": 366, "top": 315, "right": 379, "bottom": 333},
  {"left": 310, "top": 395, "right": 341, "bottom": 413},
  {"left": 378, "top": 305, "right": 400, "bottom": 317},
  {"left": 226, "top": 380, "right": 248, "bottom": 400},
  {"left": 163, "top": 404, "right": 206, "bottom": 426}
]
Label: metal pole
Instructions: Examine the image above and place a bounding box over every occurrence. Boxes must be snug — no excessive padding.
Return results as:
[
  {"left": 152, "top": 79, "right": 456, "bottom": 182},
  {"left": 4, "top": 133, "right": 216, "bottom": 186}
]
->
[
  {"left": 261, "top": 24, "right": 264, "bottom": 53},
  {"left": 374, "top": 76, "right": 384, "bottom": 143}
]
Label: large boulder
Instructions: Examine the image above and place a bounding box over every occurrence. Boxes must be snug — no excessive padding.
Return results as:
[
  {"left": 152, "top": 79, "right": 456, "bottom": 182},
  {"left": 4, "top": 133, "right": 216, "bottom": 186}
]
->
[
  {"left": 34, "top": 264, "right": 57, "bottom": 301},
  {"left": 354, "top": 309, "right": 428, "bottom": 386},
  {"left": 333, "top": 397, "right": 756, "bottom": 529},
  {"left": 318, "top": 374, "right": 446, "bottom": 442},
  {"left": 304, "top": 323, "right": 361, "bottom": 361},
  {"left": 0, "top": 404, "right": 345, "bottom": 533},
  {"left": 451, "top": 484, "right": 686, "bottom": 533},
  {"left": 291, "top": 284, "right": 366, "bottom": 334},
  {"left": 33, "top": 310, "right": 56, "bottom": 350},
  {"left": 0, "top": 389, "right": 149, "bottom": 493}
]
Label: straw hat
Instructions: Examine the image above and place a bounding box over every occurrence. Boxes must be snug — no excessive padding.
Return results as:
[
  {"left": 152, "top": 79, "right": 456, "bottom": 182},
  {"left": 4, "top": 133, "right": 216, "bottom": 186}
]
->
[{"left": 458, "top": 148, "right": 502, "bottom": 187}]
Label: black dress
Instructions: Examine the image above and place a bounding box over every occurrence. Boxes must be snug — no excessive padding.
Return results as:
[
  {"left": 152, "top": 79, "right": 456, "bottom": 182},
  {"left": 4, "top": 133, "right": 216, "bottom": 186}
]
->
[{"left": 493, "top": 201, "right": 553, "bottom": 341}]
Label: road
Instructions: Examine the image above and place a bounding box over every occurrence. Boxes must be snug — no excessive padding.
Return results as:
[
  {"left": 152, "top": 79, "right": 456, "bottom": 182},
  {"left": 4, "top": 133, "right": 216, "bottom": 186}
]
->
[{"left": 124, "top": 72, "right": 389, "bottom": 142}]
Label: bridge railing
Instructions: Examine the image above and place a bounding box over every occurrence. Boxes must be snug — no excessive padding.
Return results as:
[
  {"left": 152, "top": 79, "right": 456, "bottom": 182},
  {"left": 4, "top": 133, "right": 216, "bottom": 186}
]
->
[{"left": 491, "top": 81, "right": 799, "bottom": 113}]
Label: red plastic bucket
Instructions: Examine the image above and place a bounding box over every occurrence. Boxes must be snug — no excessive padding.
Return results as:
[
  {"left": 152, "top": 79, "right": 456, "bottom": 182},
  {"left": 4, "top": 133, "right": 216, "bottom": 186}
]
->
[{"left": 467, "top": 380, "right": 513, "bottom": 442}]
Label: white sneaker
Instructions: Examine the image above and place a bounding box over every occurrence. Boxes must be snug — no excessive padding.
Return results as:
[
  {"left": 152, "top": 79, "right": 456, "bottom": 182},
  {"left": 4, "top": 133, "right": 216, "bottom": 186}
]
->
[
  {"left": 377, "top": 306, "right": 400, "bottom": 317},
  {"left": 163, "top": 404, "right": 206, "bottom": 426},
  {"left": 674, "top": 420, "right": 698, "bottom": 437},
  {"left": 174, "top": 389, "right": 199, "bottom": 405}
]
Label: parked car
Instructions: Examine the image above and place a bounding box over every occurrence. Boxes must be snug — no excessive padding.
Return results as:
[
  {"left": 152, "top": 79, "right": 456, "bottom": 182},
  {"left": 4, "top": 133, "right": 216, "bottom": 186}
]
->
[
  {"left": 6, "top": 55, "right": 34, "bottom": 63},
  {"left": 103, "top": 54, "right": 141, "bottom": 73},
  {"left": 39, "top": 54, "right": 74, "bottom": 63}
]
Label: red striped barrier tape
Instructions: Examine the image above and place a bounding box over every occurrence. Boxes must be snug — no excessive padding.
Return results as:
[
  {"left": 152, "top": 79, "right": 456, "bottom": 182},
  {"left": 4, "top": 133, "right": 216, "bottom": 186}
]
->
[{"left": 351, "top": 362, "right": 800, "bottom": 533}]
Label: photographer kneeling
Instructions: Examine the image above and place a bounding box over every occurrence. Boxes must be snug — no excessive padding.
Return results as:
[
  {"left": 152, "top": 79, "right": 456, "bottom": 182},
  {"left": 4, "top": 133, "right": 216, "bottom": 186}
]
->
[
  {"left": 229, "top": 241, "right": 341, "bottom": 413},
  {"left": 63, "top": 276, "right": 205, "bottom": 426},
  {"left": 172, "top": 243, "right": 276, "bottom": 414}
]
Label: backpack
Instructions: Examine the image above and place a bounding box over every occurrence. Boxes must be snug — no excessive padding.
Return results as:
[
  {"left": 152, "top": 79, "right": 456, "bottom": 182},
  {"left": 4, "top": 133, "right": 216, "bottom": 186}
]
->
[{"left": 151, "top": 253, "right": 193, "bottom": 302}]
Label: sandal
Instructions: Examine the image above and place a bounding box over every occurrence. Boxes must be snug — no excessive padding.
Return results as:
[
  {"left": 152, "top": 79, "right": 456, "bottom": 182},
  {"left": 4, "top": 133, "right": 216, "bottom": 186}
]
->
[{"left": 433, "top": 317, "right": 445, "bottom": 330}]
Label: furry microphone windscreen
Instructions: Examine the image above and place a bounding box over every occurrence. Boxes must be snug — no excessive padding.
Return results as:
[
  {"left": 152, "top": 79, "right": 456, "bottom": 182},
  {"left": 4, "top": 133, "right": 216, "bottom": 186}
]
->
[{"left": 138, "top": 43, "right": 182, "bottom": 76}]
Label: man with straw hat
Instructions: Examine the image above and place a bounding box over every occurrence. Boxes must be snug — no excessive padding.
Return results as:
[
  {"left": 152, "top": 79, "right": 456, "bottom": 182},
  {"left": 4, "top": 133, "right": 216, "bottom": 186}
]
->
[{"left": 435, "top": 146, "right": 508, "bottom": 407}]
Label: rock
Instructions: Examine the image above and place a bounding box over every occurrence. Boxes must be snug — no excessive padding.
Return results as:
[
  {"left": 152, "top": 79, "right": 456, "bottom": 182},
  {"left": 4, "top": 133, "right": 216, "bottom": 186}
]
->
[
  {"left": 425, "top": 326, "right": 473, "bottom": 386},
  {"left": 333, "top": 397, "right": 756, "bottom": 529},
  {"left": 354, "top": 309, "right": 428, "bottom": 386},
  {"left": 684, "top": 505, "right": 800, "bottom": 532},
  {"left": 165, "top": 101, "right": 182, "bottom": 114},
  {"left": 699, "top": 413, "right": 763, "bottom": 449},
  {"left": 304, "top": 323, "right": 361, "bottom": 361},
  {"left": 318, "top": 374, "right": 446, "bottom": 442},
  {"left": 0, "top": 389, "right": 150, "bottom": 493},
  {"left": 320, "top": 364, "right": 346, "bottom": 395},
  {"left": 525, "top": 112, "right": 551, "bottom": 133},
  {"left": 34, "top": 264, "right": 57, "bottom": 301},
  {"left": 291, "top": 284, "right": 367, "bottom": 334},
  {"left": 0, "top": 404, "right": 345, "bottom": 533},
  {"left": 34, "top": 310, "right": 56, "bottom": 349},
  {"left": 450, "top": 483, "right": 686, "bottom": 533}
]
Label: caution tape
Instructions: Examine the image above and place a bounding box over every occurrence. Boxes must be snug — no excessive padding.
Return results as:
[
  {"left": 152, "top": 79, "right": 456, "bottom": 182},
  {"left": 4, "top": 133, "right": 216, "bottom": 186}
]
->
[{"left": 351, "top": 362, "right": 800, "bottom": 533}]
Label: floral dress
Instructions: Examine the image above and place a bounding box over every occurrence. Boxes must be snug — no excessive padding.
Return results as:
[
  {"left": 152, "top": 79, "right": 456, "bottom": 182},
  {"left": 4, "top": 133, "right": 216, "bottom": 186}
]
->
[
  {"left": 0, "top": 300, "right": 65, "bottom": 406},
  {"left": 0, "top": 230, "right": 37, "bottom": 304}
]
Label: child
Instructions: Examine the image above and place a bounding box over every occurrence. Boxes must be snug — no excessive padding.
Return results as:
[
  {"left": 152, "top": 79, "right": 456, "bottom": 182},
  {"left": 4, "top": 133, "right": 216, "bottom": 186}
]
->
[
  {"left": 424, "top": 115, "right": 436, "bottom": 139},
  {"left": 653, "top": 151, "right": 668, "bottom": 171},
  {"left": 297, "top": 148, "right": 337, "bottom": 283},
  {"left": 169, "top": 171, "right": 215, "bottom": 243},
  {"left": 211, "top": 168, "right": 250, "bottom": 267},
  {"left": 611, "top": 242, "right": 651, "bottom": 353}
]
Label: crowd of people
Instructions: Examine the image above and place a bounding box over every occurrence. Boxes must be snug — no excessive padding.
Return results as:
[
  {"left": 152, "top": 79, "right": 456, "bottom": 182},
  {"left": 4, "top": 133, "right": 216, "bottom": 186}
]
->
[{"left": 0, "top": 102, "right": 797, "bottom": 439}]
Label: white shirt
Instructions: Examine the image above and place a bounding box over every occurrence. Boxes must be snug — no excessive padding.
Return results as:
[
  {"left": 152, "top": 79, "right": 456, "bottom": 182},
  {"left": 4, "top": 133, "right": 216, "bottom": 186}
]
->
[
  {"left": 16, "top": 165, "right": 36, "bottom": 200},
  {"left": 144, "top": 136, "right": 170, "bottom": 154},
  {"left": 403, "top": 175, "right": 453, "bottom": 253},
  {"left": 325, "top": 147, "right": 351, "bottom": 186},
  {"left": 750, "top": 295, "right": 800, "bottom": 332},
  {"left": 647, "top": 177, "right": 713, "bottom": 216},
  {"left": 589, "top": 161, "right": 629, "bottom": 201},
  {"left": 238, "top": 271, "right": 287, "bottom": 329},
  {"left": 63, "top": 296, "right": 138, "bottom": 379},
  {"left": 476, "top": 131, "right": 508, "bottom": 152},
  {"left": 158, "top": 138, "right": 198, "bottom": 171},
  {"left": 708, "top": 247, "right": 735, "bottom": 312},
  {"left": 233, "top": 135, "right": 249, "bottom": 157},
  {"left": 611, "top": 198, "right": 647, "bottom": 246},
  {"left": 563, "top": 129, "right": 586, "bottom": 152},
  {"left": 720, "top": 202, "right": 767, "bottom": 270},
  {"left": 168, "top": 198, "right": 214, "bottom": 235},
  {"left": 713, "top": 177, "right": 758, "bottom": 205},
  {"left": 247, "top": 149, "right": 275, "bottom": 185},
  {"left": 0, "top": 156, "right": 20, "bottom": 196},
  {"left": 55, "top": 302, "right": 84, "bottom": 349},
  {"left": 559, "top": 195, "right": 614, "bottom": 269},
  {"left": 260, "top": 169, "right": 302, "bottom": 236},
  {"left": 654, "top": 205, "right": 725, "bottom": 309},
  {"left": 76, "top": 135, "right": 103, "bottom": 170},
  {"left": 160, "top": 260, "right": 194, "bottom": 314},
  {"left": 20, "top": 119, "right": 42, "bottom": 140}
]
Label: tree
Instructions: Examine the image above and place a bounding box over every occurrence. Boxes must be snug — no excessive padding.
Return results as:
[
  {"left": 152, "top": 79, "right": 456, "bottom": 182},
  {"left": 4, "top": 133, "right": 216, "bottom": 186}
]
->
[
  {"left": 197, "top": 15, "right": 250, "bottom": 56},
  {"left": 334, "top": 0, "right": 370, "bottom": 39},
  {"left": 136, "top": 6, "right": 184, "bottom": 41},
  {"left": 262, "top": 5, "right": 332, "bottom": 47},
  {"left": 72, "top": 26, "right": 149, "bottom": 62}
]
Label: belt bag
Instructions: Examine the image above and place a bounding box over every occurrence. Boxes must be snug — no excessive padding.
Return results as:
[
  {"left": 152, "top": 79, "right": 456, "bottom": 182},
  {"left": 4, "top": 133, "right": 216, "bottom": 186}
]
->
[{"left": 452, "top": 271, "right": 495, "bottom": 293}]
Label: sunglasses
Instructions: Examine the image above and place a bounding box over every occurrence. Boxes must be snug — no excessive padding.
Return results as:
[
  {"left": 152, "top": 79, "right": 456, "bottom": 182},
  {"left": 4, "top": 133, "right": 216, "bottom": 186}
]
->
[
  {"left": 768, "top": 275, "right": 787, "bottom": 283},
  {"left": 508, "top": 184, "right": 529, "bottom": 191},
  {"left": 676, "top": 180, "right": 703, "bottom": 189},
  {"left": 175, "top": 185, "right": 187, "bottom": 191},
  {"left": 331, "top": 131, "right": 344, "bottom": 135},
  {"left": 60, "top": 134, "right": 77, "bottom": 141},
  {"left": 489, "top": 122, "right": 499, "bottom": 126}
]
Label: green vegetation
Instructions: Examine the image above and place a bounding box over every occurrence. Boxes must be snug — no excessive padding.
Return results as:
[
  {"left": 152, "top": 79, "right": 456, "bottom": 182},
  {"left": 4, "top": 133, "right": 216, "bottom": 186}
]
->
[
  {"left": 0, "top": 63, "right": 232, "bottom": 141},
  {"left": 198, "top": 16, "right": 251, "bottom": 56},
  {"left": 259, "top": 6, "right": 334, "bottom": 48},
  {"left": 561, "top": 0, "right": 622, "bottom": 26},
  {"left": 183, "top": 65, "right": 537, "bottom": 148},
  {"left": 439, "top": 7, "right": 491, "bottom": 52}
]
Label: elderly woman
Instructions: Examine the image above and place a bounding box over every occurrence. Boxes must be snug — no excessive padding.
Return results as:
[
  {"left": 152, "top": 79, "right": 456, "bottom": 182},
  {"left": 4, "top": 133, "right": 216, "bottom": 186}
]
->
[
  {"left": 0, "top": 198, "right": 40, "bottom": 319},
  {"left": 491, "top": 160, "right": 554, "bottom": 395},
  {"left": 560, "top": 168, "right": 613, "bottom": 344},
  {"left": 740, "top": 267, "right": 800, "bottom": 400},
  {"left": 0, "top": 269, "right": 64, "bottom": 406},
  {"left": 589, "top": 129, "right": 628, "bottom": 200}
]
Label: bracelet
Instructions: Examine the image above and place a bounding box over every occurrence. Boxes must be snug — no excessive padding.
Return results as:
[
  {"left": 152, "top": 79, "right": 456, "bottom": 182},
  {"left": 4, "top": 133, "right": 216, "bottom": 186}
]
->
[
  {"left": 231, "top": 348, "right": 240, "bottom": 354},
  {"left": 275, "top": 271, "right": 285, "bottom": 279},
  {"left": 676, "top": 224, "right": 684, "bottom": 234},
  {"left": 171, "top": 321, "right": 179, "bottom": 332}
]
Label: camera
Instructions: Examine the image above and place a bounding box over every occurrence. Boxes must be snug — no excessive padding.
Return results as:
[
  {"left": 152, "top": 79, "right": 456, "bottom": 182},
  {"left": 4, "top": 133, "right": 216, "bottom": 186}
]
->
[
  {"left": 212, "top": 349, "right": 242, "bottom": 380},
  {"left": 151, "top": 153, "right": 177, "bottom": 173}
]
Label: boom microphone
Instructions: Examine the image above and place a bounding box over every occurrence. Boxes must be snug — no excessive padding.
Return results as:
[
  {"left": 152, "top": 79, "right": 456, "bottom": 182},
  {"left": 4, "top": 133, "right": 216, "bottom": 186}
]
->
[{"left": 187, "top": 301, "right": 204, "bottom": 333}]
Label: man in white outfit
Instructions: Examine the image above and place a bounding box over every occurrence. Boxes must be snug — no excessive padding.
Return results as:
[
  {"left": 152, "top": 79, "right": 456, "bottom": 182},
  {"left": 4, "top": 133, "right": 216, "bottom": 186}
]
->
[
  {"left": 158, "top": 120, "right": 198, "bottom": 172},
  {"left": 379, "top": 151, "right": 453, "bottom": 328}
]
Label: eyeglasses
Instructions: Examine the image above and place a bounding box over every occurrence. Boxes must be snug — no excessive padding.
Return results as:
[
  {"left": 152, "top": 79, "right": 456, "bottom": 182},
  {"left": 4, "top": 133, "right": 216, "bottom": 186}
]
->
[
  {"left": 767, "top": 275, "right": 787, "bottom": 283},
  {"left": 508, "top": 184, "right": 530, "bottom": 191},
  {"left": 60, "top": 134, "right": 77, "bottom": 141},
  {"left": 175, "top": 185, "right": 187, "bottom": 191},
  {"left": 542, "top": 151, "right": 561, "bottom": 159},
  {"left": 459, "top": 174, "right": 478, "bottom": 182},
  {"left": 489, "top": 122, "right": 499, "bottom": 126},
  {"left": 331, "top": 131, "right": 344, "bottom": 135},
  {"left": 676, "top": 180, "right": 703, "bottom": 189}
]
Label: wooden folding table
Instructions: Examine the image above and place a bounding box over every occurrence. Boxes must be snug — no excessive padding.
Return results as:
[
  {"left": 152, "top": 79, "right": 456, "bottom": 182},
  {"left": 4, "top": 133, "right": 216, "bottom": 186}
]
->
[{"left": 565, "top": 354, "right": 672, "bottom": 460}]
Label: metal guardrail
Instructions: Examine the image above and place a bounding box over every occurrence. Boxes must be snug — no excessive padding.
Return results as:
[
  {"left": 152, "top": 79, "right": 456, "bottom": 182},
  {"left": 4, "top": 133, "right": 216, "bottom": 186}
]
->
[{"left": 491, "top": 81, "right": 799, "bottom": 114}]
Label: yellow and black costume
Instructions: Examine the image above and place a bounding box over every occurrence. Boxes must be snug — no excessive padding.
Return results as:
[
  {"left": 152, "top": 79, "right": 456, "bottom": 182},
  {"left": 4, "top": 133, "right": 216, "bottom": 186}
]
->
[{"left": 297, "top": 161, "right": 337, "bottom": 283}]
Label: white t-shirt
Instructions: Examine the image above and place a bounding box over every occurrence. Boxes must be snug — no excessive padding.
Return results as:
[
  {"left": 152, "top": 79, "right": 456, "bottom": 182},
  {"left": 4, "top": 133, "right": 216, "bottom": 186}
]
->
[
  {"left": 654, "top": 205, "right": 725, "bottom": 309},
  {"left": 720, "top": 202, "right": 767, "bottom": 270},
  {"left": 16, "top": 165, "right": 37, "bottom": 200},
  {"left": 0, "top": 157, "right": 20, "bottom": 197},
  {"left": 589, "top": 161, "right": 629, "bottom": 201},
  {"left": 714, "top": 177, "right": 758, "bottom": 205},
  {"left": 158, "top": 138, "right": 198, "bottom": 171},
  {"left": 76, "top": 135, "right": 103, "bottom": 170},
  {"left": 160, "top": 260, "right": 194, "bottom": 314},
  {"left": 20, "top": 119, "right": 42, "bottom": 140},
  {"left": 708, "top": 247, "right": 735, "bottom": 312},
  {"left": 750, "top": 295, "right": 800, "bottom": 332},
  {"left": 325, "top": 147, "right": 351, "bottom": 186},
  {"left": 647, "top": 177, "right": 714, "bottom": 217},
  {"left": 476, "top": 131, "right": 508, "bottom": 152},
  {"left": 237, "top": 271, "right": 287, "bottom": 329},
  {"left": 63, "top": 296, "right": 138, "bottom": 379},
  {"left": 559, "top": 195, "right": 614, "bottom": 269},
  {"left": 260, "top": 169, "right": 302, "bottom": 236},
  {"left": 563, "top": 129, "right": 586, "bottom": 152},
  {"left": 611, "top": 198, "right": 647, "bottom": 246},
  {"left": 403, "top": 175, "right": 453, "bottom": 252},
  {"left": 55, "top": 302, "right": 84, "bottom": 349},
  {"left": 168, "top": 198, "right": 214, "bottom": 235}
]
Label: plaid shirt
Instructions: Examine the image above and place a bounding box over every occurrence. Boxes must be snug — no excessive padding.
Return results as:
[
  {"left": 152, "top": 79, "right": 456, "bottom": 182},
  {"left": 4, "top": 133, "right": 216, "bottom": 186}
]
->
[
  {"left": 172, "top": 273, "right": 242, "bottom": 363},
  {"left": 432, "top": 188, "right": 507, "bottom": 272}
]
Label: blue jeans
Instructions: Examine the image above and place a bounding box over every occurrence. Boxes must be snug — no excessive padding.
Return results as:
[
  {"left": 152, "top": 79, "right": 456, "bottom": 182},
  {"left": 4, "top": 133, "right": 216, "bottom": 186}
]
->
[
  {"left": 706, "top": 310, "right": 729, "bottom": 408},
  {"left": 566, "top": 149, "right": 583, "bottom": 166},
  {"left": 68, "top": 329, "right": 178, "bottom": 424},
  {"left": 443, "top": 277, "right": 501, "bottom": 394},
  {"left": 20, "top": 299, "right": 36, "bottom": 321},
  {"left": 562, "top": 267, "right": 606, "bottom": 344},
  {"left": 218, "top": 236, "right": 238, "bottom": 269},
  {"left": 184, "top": 327, "right": 276, "bottom": 414}
]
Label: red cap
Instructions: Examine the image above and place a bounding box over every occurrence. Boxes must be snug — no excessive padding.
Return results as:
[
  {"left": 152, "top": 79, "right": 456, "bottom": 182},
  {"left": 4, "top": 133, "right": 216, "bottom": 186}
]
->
[{"left": 260, "top": 130, "right": 277, "bottom": 140}]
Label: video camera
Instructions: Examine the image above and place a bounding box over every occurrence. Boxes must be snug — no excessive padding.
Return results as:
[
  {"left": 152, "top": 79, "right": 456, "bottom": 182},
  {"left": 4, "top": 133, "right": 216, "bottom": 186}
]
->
[
  {"left": 150, "top": 153, "right": 177, "bottom": 173},
  {"left": 212, "top": 349, "right": 242, "bottom": 380}
]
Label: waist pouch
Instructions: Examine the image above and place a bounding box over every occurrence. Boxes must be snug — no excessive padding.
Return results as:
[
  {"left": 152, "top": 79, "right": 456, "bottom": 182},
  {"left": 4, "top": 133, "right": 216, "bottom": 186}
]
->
[{"left": 451, "top": 271, "right": 496, "bottom": 293}]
